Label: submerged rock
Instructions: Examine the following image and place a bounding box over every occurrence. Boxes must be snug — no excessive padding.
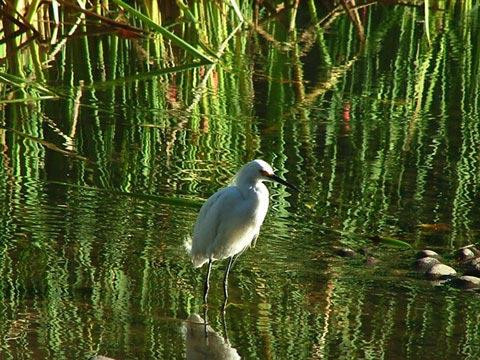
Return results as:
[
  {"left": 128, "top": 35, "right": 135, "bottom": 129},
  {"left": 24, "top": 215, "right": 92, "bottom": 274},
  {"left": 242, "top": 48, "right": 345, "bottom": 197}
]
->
[
  {"left": 414, "top": 257, "right": 441, "bottom": 272},
  {"left": 464, "top": 258, "right": 480, "bottom": 277},
  {"left": 426, "top": 264, "right": 457, "bottom": 280},
  {"left": 416, "top": 249, "right": 440, "bottom": 259},
  {"left": 449, "top": 276, "right": 480, "bottom": 290}
]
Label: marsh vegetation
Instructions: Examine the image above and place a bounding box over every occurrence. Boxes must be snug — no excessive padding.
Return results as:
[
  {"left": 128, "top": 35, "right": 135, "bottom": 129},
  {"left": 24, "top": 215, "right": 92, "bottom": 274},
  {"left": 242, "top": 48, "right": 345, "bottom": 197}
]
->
[{"left": 1, "top": 0, "right": 480, "bottom": 358}]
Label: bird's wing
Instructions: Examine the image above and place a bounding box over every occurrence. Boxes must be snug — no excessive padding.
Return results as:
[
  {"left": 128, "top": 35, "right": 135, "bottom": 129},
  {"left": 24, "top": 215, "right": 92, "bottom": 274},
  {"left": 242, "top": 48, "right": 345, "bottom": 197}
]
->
[{"left": 191, "top": 186, "right": 243, "bottom": 265}]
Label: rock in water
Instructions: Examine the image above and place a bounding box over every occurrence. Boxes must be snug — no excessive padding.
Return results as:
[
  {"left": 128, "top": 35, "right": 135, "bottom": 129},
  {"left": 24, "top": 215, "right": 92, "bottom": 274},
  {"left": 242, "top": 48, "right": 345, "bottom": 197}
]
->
[
  {"left": 416, "top": 249, "right": 440, "bottom": 259},
  {"left": 450, "top": 276, "right": 480, "bottom": 290},
  {"left": 464, "top": 258, "right": 480, "bottom": 277},
  {"left": 457, "top": 248, "right": 475, "bottom": 262},
  {"left": 426, "top": 264, "right": 457, "bottom": 280},
  {"left": 414, "top": 257, "right": 440, "bottom": 272},
  {"left": 334, "top": 247, "right": 356, "bottom": 258}
]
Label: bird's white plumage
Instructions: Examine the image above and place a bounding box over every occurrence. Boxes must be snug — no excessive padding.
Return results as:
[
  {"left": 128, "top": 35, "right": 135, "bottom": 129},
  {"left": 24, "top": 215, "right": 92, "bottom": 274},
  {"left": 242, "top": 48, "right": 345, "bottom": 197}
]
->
[{"left": 190, "top": 160, "right": 272, "bottom": 267}]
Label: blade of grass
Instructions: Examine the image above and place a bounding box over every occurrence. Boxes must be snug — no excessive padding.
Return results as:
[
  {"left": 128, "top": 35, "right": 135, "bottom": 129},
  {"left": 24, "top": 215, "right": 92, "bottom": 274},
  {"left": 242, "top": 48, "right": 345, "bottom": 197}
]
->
[
  {"left": 82, "top": 61, "right": 210, "bottom": 90},
  {"left": 46, "top": 181, "right": 204, "bottom": 208},
  {"left": 56, "top": 0, "right": 144, "bottom": 34},
  {"left": 367, "top": 235, "right": 413, "bottom": 249},
  {"left": 424, "top": 0, "right": 431, "bottom": 45},
  {"left": 0, "top": 71, "right": 56, "bottom": 95},
  {"left": 176, "top": 0, "right": 197, "bottom": 23},
  {"left": 9, "top": 128, "right": 90, "bottom": 162},
  {"left": 230, "top": 0, "right": 245, "bottom": 23},
  {"left": 0, "top": 96, "right": 57, "bottom": 104},
  {"left": 111, "top": 0, "right": 215, "bottom": 63}
]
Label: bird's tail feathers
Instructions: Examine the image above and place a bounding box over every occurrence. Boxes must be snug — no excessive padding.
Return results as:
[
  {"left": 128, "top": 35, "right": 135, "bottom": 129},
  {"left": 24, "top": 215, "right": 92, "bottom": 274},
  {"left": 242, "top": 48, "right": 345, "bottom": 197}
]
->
[
  {"left": 184, "top": 236, "right": 208, "bottom": 268},
  {"left": 192, "top": 256, "right": 208, "bottom": 268},
  {"left": 183, "top": 235, "right": 193, "bottom": 255}
]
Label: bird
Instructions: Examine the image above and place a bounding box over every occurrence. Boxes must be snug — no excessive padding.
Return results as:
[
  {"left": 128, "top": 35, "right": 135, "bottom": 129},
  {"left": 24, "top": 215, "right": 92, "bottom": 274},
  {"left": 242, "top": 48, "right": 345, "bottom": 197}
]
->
[{"left": 187, "top": 159, "right": 297, "bottom": 308}]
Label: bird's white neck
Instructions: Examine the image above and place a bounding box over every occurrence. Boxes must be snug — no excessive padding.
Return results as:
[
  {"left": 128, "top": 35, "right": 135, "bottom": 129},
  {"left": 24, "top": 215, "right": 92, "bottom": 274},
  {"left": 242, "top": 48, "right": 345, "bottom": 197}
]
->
[{"left": 238, "top": 181, "right": 268, "bottom": 200}]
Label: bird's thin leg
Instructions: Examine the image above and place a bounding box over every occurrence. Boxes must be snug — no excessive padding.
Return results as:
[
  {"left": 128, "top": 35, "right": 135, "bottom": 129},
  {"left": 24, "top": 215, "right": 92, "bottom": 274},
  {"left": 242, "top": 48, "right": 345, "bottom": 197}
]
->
[
  {"left": 222, "top": 256, "right": 235, "bottom": 311},
  {"left": 204, "top": 259, "right": 213, "bottom": 305},
  {"left": 203, "top": 303, "right": 209, "bottom": 339}
]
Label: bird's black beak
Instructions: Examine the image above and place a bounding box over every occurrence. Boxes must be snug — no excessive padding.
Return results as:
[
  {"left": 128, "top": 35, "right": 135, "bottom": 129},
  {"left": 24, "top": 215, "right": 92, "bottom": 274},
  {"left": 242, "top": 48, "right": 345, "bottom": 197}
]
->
[{"left": 268, "top": 173, "right": 298, "bottom": 191}]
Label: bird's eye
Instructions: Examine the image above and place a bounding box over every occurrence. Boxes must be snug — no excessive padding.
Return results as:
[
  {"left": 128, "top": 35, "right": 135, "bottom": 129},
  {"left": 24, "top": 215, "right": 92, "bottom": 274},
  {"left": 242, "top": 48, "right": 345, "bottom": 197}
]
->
[{"left": 259, "top": 169, "right": 269, "bottom": 176}]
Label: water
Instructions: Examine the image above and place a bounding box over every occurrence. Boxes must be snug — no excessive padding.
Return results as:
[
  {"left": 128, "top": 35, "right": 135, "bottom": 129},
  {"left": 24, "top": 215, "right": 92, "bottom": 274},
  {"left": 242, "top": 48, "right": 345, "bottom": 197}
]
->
[{"left": 1, "top": 2, "right": 480, "bottom": 359}]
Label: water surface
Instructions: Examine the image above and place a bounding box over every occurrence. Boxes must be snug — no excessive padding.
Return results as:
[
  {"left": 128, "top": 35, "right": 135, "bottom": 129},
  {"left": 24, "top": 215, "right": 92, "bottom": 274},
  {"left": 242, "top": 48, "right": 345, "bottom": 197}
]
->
[{"left": 1, "top": 2, "right": 480, "bottom": 359}]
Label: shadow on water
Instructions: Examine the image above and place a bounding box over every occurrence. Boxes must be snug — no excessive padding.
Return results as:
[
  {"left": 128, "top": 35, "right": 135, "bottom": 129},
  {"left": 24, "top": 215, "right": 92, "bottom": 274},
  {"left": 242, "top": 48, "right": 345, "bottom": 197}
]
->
[{"left": 1, "top": 0, "right": 480, "bottom": 359}]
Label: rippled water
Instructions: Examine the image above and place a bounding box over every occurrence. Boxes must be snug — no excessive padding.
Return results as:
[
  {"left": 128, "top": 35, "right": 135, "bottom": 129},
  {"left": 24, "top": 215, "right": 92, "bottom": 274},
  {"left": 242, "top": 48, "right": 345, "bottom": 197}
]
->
[{"left": 2, "top": 2, "right": 480, "bottom": 359}]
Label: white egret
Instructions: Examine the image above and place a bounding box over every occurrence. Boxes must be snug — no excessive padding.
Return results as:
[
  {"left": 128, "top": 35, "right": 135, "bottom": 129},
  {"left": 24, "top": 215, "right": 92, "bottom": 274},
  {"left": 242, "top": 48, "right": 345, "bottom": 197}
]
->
[{"left": 187, "top": 159, "right": 297, "bottom": 307}]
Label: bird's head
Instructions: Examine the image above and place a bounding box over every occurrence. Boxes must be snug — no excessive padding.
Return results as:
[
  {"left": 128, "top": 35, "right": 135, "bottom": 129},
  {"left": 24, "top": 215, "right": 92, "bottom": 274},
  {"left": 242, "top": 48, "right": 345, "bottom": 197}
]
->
[{"left": 235, "top": 159, "right": 298, "bottom": 191}]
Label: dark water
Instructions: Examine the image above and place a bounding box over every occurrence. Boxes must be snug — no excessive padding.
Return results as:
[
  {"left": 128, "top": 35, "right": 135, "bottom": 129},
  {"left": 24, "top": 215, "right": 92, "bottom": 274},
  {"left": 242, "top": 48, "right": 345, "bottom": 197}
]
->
[{"left": 1, "top": 2, "right": 480, "bottom": 359}]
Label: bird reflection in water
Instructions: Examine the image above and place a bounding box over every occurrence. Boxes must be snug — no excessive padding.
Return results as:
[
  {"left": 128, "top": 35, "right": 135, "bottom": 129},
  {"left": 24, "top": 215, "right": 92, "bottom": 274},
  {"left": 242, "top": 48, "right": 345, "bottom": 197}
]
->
[{"left": 184, "top": 313, "right": 240, "bottom": 360}]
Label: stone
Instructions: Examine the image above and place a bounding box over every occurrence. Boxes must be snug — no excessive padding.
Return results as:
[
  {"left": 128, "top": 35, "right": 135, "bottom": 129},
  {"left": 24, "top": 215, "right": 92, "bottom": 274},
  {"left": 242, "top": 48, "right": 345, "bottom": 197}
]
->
[
  {"left": 460, "top": 245, "right": 480, "bottom": 256},
  {"left": 471, "top": 247, "right": 480, "bottom": 257},
  {"left": 457, "top": 248, "right": 475, "bottom": 262},
  {"left": 449, "top": 276, "right": 480, "bottom": 290},
  {"left": 464, "top": 257, "right": 480, "bottom": 277},
  {"left": 426, "top": 263, "right": 456, "bottom": 280},
  {"left": 334, "top": 247, "right": 356, "bottom": 258},
  {"left": 414, "top": 257, "right": 440, "bottom": 272},
  {"left": 416, "top": 249, "right": 440, "bottom": 259}
]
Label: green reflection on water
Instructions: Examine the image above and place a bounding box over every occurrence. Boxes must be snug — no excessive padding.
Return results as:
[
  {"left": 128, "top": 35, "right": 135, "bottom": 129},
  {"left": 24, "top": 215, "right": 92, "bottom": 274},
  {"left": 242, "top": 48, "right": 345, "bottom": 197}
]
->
[{"left": 1, "top": 1, "right": 480, "bottom": 359}]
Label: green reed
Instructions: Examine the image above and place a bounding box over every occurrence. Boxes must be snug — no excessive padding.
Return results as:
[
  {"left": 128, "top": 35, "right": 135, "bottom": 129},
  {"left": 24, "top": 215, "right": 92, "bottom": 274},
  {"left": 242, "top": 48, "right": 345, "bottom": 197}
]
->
[{"left": 1, "top": 0, "right": 480, "bottom": 359}]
